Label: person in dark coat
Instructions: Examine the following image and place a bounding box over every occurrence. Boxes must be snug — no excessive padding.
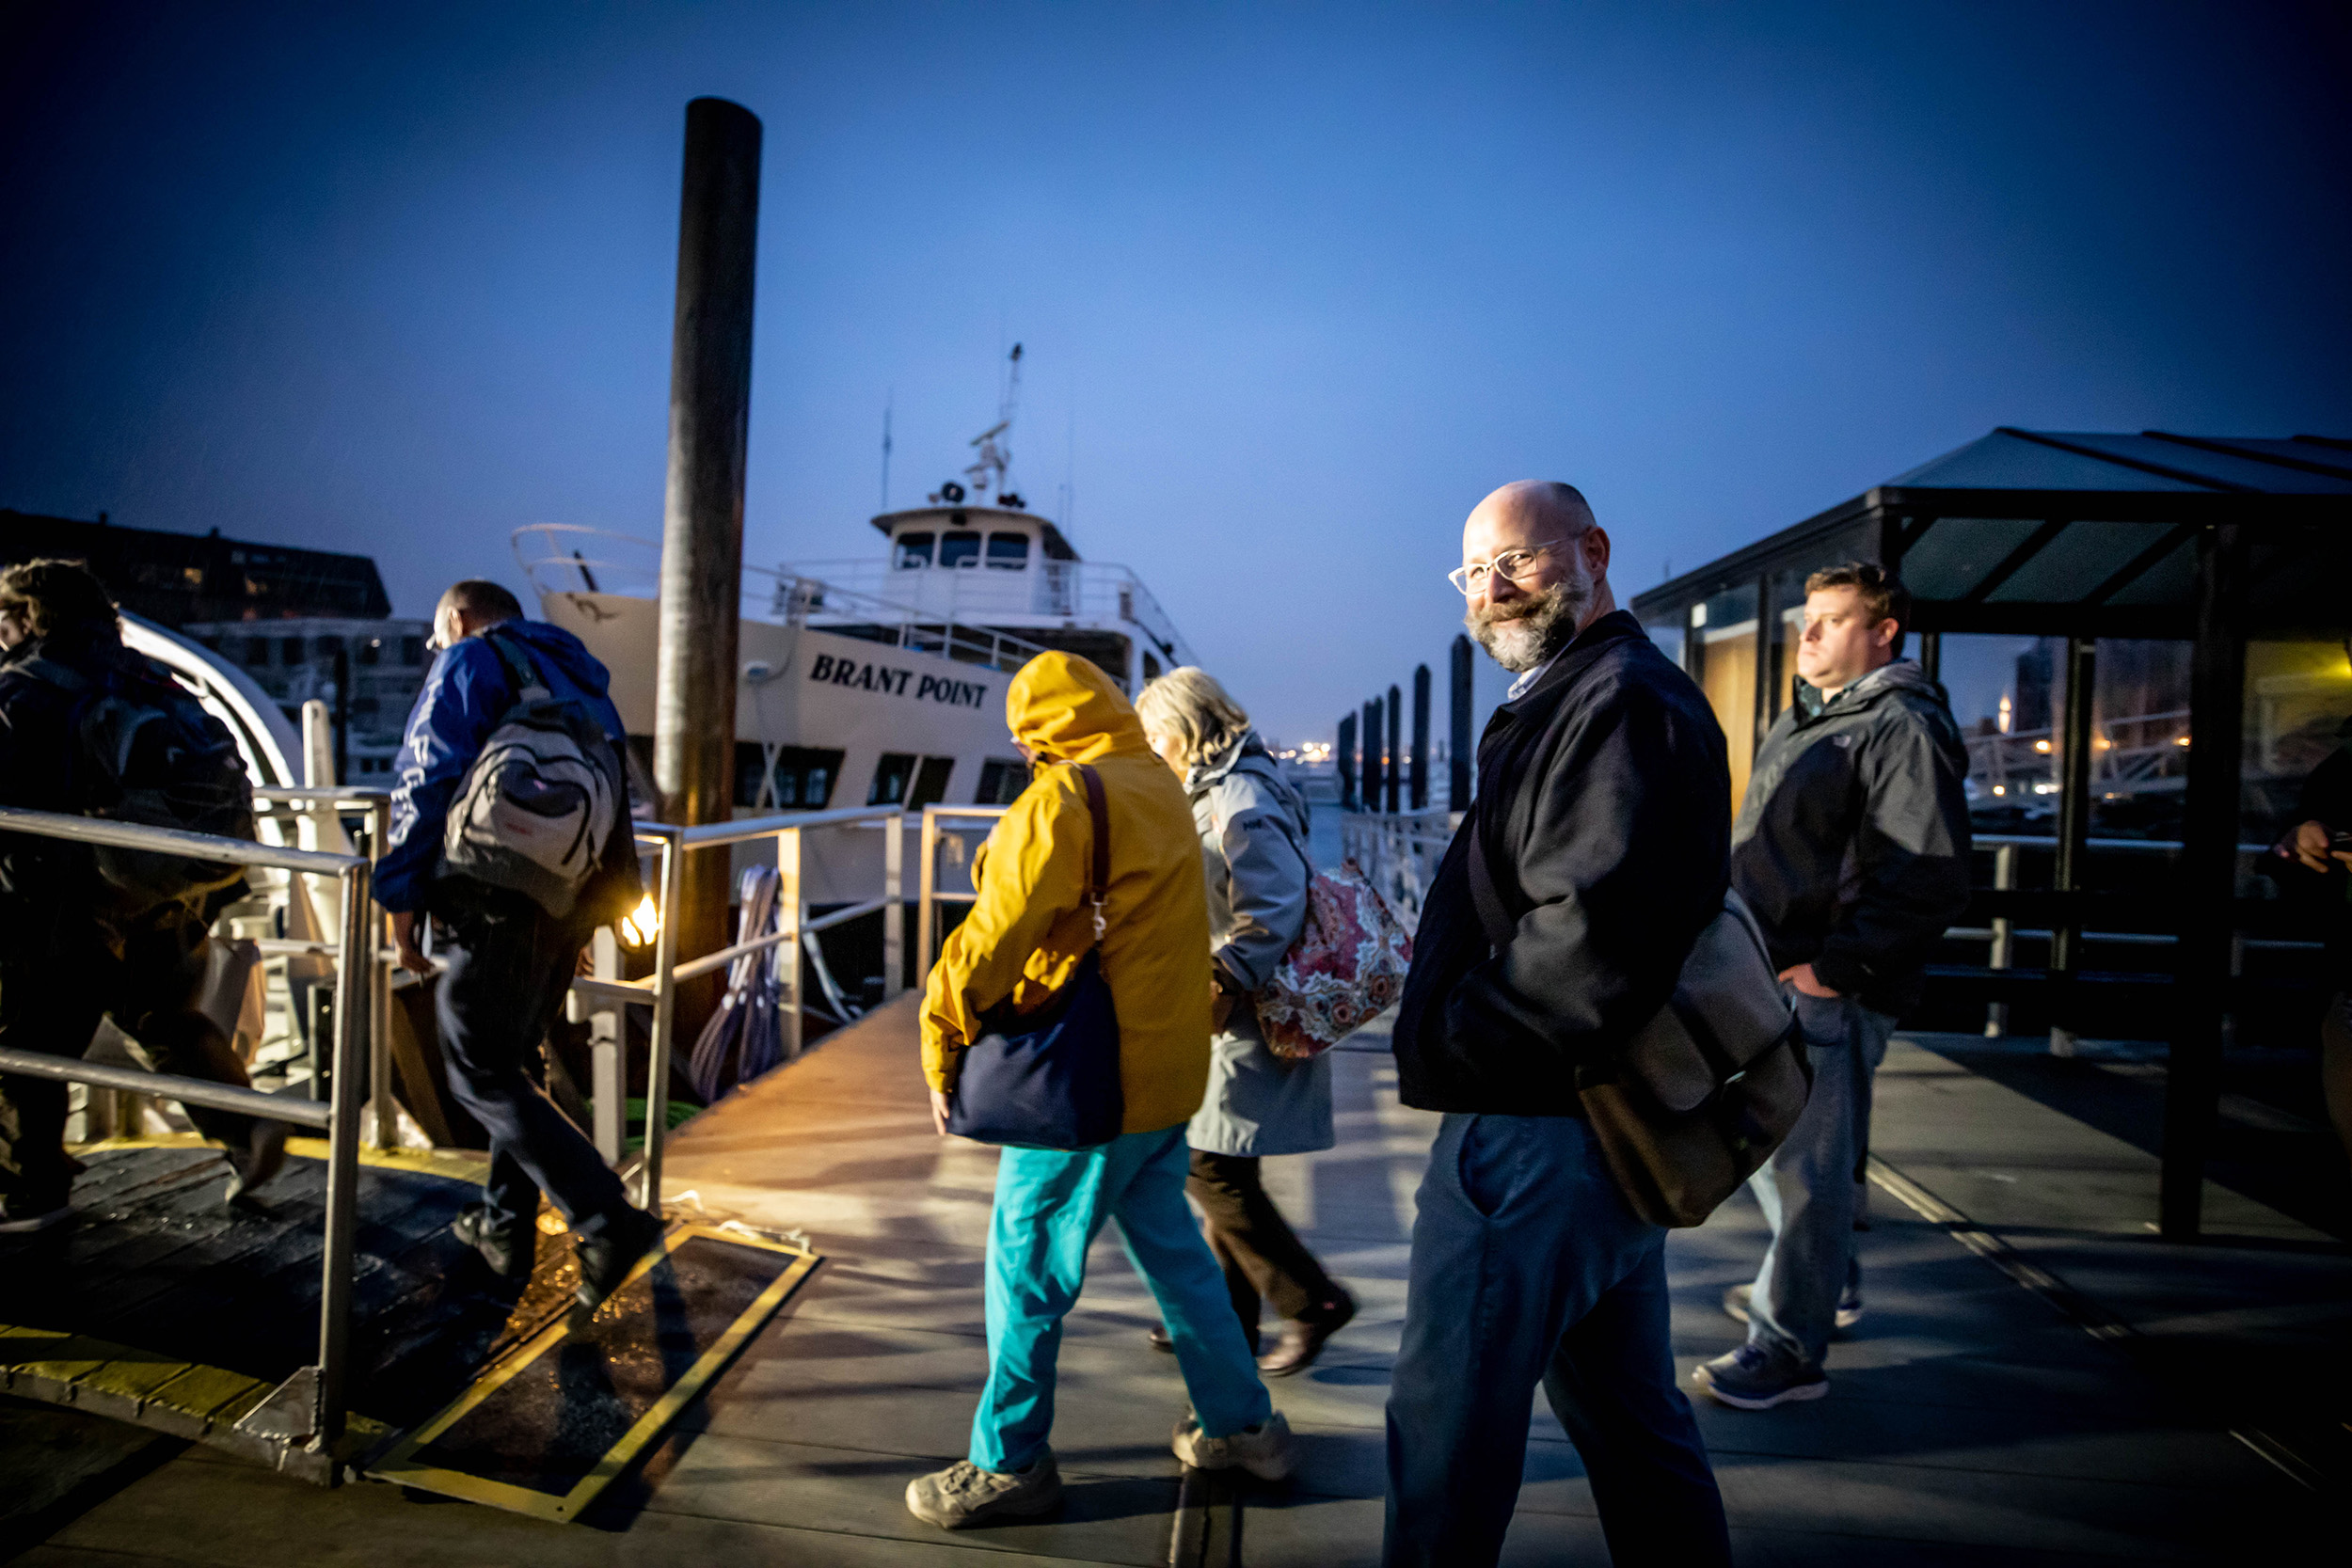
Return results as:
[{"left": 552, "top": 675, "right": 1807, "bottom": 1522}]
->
[
  {"left": 1695, "top": 562, "right": 1971, "bottom": 1410},
  {"left": 0, "top": 559, "right": 286, "bottom": 1234},
  {"left": 380, "top": 578, "right": 660, "bottom": 1318},
  {"left": 2276, "top": 717, "right": 2352, "bottom": 1175},
  {"left": 1383, "top": 482, "right": 1732, "bottom": 1568}
]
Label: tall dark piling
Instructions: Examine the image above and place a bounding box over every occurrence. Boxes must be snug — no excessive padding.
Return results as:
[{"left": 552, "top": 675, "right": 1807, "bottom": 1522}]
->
[
  {"left": 1449, "top": 634, "right": 1473, "bottom": 808},
  {"left": 1361, "top": 699, "right": 1383, "bottom": 815},
  {"left": 1374, "top": 681, "right": 1392, "bottom": 817},
  {"left": 1410, "top": 664, "right": 1430, "bottom": 811},
  {"left": 655, "top": 97, "right": 763, "bottom": 1032},
  {"left": 1337, "top": 712, "right": 1358, "bottom": 810}
]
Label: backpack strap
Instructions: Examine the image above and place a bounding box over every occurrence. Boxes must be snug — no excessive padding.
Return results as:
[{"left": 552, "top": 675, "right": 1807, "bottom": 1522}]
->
[
  {"left": 15, "top": 655, "right": 94, "bottom": 696},
  {"left": 1073, "top": 763, "right": 1110, "bottom": 945},
  {"left": 479, "top": 626, "right": 551, "bottom": 707}
]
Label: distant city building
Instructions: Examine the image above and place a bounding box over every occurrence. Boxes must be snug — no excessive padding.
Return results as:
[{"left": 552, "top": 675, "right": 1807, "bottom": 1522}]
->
[
  {"left": 182, "top": 617, "right": 432, "bottom": 777},
  {"left": 0, "top": 510, "right": 391, "bottom": 625}
]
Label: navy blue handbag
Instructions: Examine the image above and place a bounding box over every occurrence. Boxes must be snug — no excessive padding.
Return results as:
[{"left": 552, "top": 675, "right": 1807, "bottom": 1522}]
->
[{"left": 944, "top": 764, "right": 1125, "bottom": 1150}]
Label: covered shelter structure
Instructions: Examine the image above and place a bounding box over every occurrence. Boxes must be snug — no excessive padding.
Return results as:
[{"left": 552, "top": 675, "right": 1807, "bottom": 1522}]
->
[{"left": 1632, "top": 429, "right": 2352, "bottom": 1241}]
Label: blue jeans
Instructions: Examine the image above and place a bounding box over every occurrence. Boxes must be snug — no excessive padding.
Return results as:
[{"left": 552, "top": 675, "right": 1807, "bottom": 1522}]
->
[
  {"left": 1384, "top": 1113, "right": 1729, "bottom": 1568},
  {"left": 1744, "top": 988, "right": 1896, "bottom": 1366},
  {"left": 972, "top": 1126, "right": 1273, "bottom": 1472},
  {"left": 434, "top": 893, "right": 630, "bottom": 1237}
]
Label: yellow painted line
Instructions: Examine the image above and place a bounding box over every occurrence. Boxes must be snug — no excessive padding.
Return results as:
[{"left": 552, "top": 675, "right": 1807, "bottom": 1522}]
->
[
  {"left": 71, "top": 1132, "right": 492, "bottom": 1183},
  {"left": 369, "top": 1226, "right": 820, "bottom": 1521}
]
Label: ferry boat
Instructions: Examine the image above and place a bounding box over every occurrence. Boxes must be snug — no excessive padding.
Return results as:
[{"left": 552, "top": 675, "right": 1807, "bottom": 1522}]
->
[{"left": 520, "top": 497, "right": 1196, "bottom": 824}]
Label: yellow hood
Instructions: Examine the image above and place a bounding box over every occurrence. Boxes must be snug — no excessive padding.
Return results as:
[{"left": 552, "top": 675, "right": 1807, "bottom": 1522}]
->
[{"left": 1008, "top": 652, "right": 1150, "bottom": 764}]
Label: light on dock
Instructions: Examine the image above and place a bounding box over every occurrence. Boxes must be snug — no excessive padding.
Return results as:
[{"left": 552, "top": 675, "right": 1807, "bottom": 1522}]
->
[{"left": 621, "top": 894, "right": 661, "bottom": 949}]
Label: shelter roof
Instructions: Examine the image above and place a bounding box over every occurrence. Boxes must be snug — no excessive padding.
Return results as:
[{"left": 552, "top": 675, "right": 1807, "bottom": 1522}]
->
[{"left": 1886, "top": 429, "right": 2352, "bottom": 495}]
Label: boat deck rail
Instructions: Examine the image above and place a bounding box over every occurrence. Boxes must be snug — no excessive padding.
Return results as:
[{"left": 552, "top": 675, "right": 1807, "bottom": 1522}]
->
[
  {"left": 0, "top": 805, "right": 373, "bottom": 1462},
  {"left": 781, "top": 554, "right": 1191, "bottom": 664}
]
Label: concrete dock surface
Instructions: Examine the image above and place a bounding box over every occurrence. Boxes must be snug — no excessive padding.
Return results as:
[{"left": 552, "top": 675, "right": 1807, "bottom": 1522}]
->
[{"left": 10, "top": 994, "right": 2344, "bottom": 1565}]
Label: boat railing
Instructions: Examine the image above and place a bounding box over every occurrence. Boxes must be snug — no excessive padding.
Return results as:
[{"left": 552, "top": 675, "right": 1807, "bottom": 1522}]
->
[
  {"left": 511, "top": 524, "right": 1051, "bottom": 673},
  {"left": 0, "top": 805, "right": 374, "bottom": 1462},
  {"left": 782, "top": 555, "right": 1194, "bottom": 664}
]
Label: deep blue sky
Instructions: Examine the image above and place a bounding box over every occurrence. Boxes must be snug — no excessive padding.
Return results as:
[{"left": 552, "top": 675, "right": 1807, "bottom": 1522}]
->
[{"left": 4, "top": 2, "right": 2347, "bottom": 743}]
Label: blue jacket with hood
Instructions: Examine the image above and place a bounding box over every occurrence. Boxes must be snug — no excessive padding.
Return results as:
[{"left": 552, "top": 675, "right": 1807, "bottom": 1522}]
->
[{"left": 377, "top": 620, "right": 630, "bottom": 913}]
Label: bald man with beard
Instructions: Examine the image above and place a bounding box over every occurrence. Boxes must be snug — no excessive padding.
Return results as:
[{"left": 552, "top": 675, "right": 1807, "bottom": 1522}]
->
[{"left": 1383, "top": 483, "right": 1732, "bottom": 1567}]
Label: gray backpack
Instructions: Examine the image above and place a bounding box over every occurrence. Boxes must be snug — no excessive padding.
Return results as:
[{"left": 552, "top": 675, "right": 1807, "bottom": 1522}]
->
[
  {"left": 1468, "top": 836, "right": 1809, "bottom": 1227},
  {"left": 439, "top": 632, "right": 621, "bottom": 919}
]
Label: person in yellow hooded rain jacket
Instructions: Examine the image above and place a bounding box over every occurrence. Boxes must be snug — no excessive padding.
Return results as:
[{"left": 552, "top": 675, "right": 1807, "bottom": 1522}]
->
[{"left": 904, "top": 652, "right": 1295, "bottom": 1530}]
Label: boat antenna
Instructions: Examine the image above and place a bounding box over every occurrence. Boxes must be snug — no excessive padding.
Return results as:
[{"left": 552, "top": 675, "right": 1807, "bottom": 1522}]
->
[
  {"left": 880, "top": 389, "right": 894, "bottom": 512},
  {"left": 961, "top": 342, "right": 1025, "bottom": 507}
]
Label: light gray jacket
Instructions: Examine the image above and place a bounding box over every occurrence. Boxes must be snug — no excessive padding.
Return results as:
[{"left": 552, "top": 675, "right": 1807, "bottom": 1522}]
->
[{"left": 1184, "top": 732, "right": 1334, "bottom": 1158}]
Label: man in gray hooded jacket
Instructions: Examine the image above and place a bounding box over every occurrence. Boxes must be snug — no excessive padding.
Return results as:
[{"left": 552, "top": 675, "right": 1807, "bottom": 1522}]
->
[{"left": 1693, "top": 562, "right": 1971, "bottom": 1410}]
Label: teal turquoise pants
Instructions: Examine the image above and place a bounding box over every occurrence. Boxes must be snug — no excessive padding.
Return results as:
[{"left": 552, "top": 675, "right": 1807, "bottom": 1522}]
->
[{"left": 972, "top": 1125, "right": 1274, "bottom": 1472}]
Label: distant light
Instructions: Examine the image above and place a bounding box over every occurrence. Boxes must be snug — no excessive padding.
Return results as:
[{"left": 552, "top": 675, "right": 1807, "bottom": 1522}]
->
[
  {"left": 1994, "top": 785, "right": 2006, "bottom": 796},
  {"left": 2033, "top": 739, "right": 2052, "bottom": 753},
  {"left": 2175, "top": 736, "right": 2191, "bottom": 747},
  {"left": 1690, "top": 604, "right": 1707, "bottom": 627}
]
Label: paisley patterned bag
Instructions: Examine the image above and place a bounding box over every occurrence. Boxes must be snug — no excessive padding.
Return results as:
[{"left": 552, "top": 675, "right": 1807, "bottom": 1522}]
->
[{"left": 1253, "top": 860, "right": 1414, "bottom": 1061}]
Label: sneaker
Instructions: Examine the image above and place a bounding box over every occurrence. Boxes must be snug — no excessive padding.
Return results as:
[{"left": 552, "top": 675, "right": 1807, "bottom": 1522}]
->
[
  {"left": 571, "top": 1205, "right": 667, "bottom": 1326},
  {"left": 453, "top": 1202, "right": 537, "bottom": 1282},
  {"left": 1723, "top": 1282, "right": 1864, "bottom": 1333},
  {"left": 1692, "top": 1341, "right": 1829, "bottom": 1410},
  {"left": 225, "top": 1120, "right": 289, "bottom": 1205},
  {"left": 1257, "top": 1292, "right": 1356, "bottom": 1378},
  {"left": 0, "top": 1190, "right": 73, "bottom": 1236},
  {"left": 904, "top": 1452, "right": 1064, "bottom": 1528},
  {"left": 1171, "top": 1409, "right": 1295, "bottom": 1481}
]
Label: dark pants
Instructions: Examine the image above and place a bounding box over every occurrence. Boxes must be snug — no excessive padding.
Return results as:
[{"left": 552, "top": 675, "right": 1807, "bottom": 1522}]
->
[
  {"left": 1185, "top": 1148, "right": 1344, "bottom": 1350},
  {"left": 0, "top": 910, "right": 258, "bottom": 1202},
  {"left": 1385, "top": 1113, "right": 1729, "bottom": 1568},
  {"left": 433, "top": 892, "right": 628, "bottom": 1236}
]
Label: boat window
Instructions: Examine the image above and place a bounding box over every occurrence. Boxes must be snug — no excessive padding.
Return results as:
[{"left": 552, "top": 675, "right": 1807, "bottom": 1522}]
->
[
  {"left": 938, "top": 531, "right": 981, "bottom": 569},
  {"left": 401, "top": 636, "right": 424, "bottom": 666},
  {"left": 986, "top": 532, "right": 1029, "bottom": 570},
  {"left": 896, "top": 531, "right": 935, "bottom": 569},
  {"left": 1142, "top": 651, "right": 1161, "bottom": 681},
  {"left": 908, "top": 755, "right": 956, "bottom": 809},
  {"left": 975, "top": 758, "right": 1030, "bottom": 804},
  {"left": 734, "top": 742, "right": 845, "bottom": 810},
  {"left": 280, "top": 636, "right": 306, "bottom": 664},
  {"left": 868, "top": 752, "right": 918, "bottom": 805},
  {"left": 357, "top": 639, "right": 380, "bottom": 667},
  {"left": 246, "top": 638, "right": 271, "bottom": 667}
]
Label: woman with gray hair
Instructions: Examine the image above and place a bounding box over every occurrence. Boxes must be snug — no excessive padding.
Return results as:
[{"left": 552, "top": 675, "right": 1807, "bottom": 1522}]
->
[{"left": 1135, "top": 668, "right": 1356, "bottom": 1376}]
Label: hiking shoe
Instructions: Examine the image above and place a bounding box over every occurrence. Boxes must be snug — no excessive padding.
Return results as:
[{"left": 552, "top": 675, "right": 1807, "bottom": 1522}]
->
[
  {"left": 0, "top": 1189, "right": 72, "bottom": 1236},
  {"left": 571, "top": 1205, "right": 666, "bottom": 1326},
  {"left": 1171, "top": 1409, "right": 1295, "bottom": 1481},
  {"left": 453, "top": 1203, "right": 538, "bottom": 1282},
  {"left": 904, "top": 1453, "right": 1064, "bottom": 1528},
  {"left": 1692, "top": 1341, "right": 1829, "bottom": 1409},
  {"left": 1723, "top": 1282, "right": 1864, "bottom": 1333},
  {"left": 1257, "top": 1292, "right": 1356, "bottom": 1378},
  {"left": 225, "top": 1120, "right": 289, "bottom": 1205}
]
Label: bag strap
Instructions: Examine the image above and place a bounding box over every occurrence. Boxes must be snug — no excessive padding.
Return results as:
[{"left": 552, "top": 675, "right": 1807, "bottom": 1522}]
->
[
  {"left": 480, "top": 626, "right": 551, "bottom": 707},
  {"left": 1073, "top": 762, "right": 1110, "bottom": 945}
]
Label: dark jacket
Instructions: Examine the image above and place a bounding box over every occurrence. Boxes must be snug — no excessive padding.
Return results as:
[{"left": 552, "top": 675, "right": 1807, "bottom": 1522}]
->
[
  {"left": 0, "top": 628, "right": 116, "bottom": 908},
  {"left": 2284, "top": 727, "right": 2352, "bottom": 991},
  {"left": 378, "top": 619, "right": 630, "bottom": 914},
  {"left": 1391, "top": 610, "right": 1730, "bottom": 1116},
  {"left": 1731, "top": 658, "right": 1971, "bottom": 1017}
]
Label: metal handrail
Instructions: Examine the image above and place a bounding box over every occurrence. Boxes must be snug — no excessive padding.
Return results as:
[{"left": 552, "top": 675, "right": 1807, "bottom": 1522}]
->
[
  {"left": 253, "top": 786, "right": 396, "bottom": 1144},
  {"left": 566, "top": 806, "right": 909, "bottom": 1211},
  {"left": 0, "top": 806, "right": 371, "bottom": 1462},
  {"left": 915, "top": 804, "right": 1009, "bottom": 974}
]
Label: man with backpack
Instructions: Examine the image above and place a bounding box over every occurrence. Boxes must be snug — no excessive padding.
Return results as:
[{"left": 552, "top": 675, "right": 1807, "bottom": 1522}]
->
[
  {"left": 379, "top": 579, "right": 660, "bottom": 1320},
  {"left": 0, "top": 558, "right": 287, "bottom": 1233},
  {"left": 1384, "top": 483, "right": 1732, "bottom": 1567},
  {"left": 1694, "top": 562, "right": 1970, "bottom": 1410}
]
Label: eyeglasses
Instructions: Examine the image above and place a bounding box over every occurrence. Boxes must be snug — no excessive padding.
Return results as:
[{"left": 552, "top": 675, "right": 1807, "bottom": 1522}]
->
[{"left": 1448, "top": 539, "right": 1571, "bottom": 596}]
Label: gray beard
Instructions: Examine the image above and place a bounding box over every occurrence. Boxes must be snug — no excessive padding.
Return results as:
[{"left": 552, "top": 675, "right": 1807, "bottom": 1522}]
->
[{"left": 1468, "top": 579, "right": 1588, "bottom": 673}]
